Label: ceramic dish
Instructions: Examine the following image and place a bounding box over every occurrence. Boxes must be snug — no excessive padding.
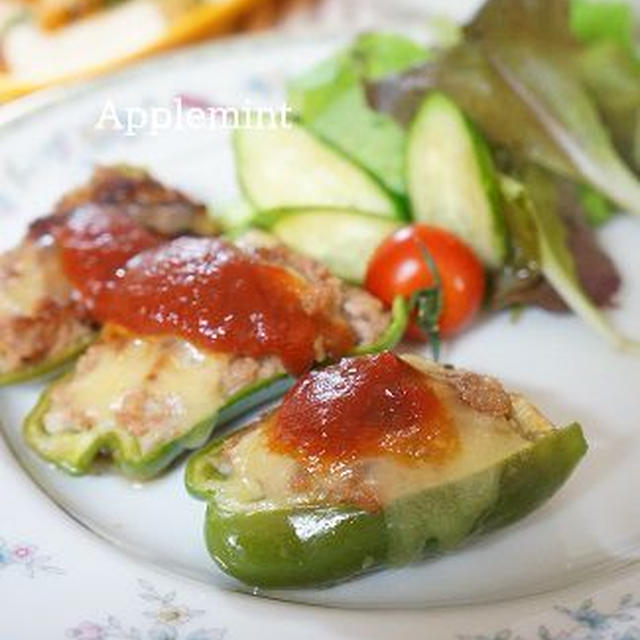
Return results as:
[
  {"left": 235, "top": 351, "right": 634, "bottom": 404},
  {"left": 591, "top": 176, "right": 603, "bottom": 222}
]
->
[{"left": 1, "top": 28, "right": 640, "bottom": 638}]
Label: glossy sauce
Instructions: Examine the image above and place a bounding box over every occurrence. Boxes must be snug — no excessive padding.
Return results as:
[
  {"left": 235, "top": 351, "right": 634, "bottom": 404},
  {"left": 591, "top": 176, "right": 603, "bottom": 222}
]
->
[
  {"left": 87, "top": 236, "right": 354, "bottom": 374},
  {"left": 55, "top": 205, "right": 162, "bottom": 310},
  {"left": 268, "top": 352, "right": 459, "bottom": 467}
]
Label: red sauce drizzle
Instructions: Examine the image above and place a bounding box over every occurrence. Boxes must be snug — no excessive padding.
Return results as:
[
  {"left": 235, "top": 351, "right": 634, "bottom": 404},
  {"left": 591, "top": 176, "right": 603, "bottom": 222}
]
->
[
  {"left": 55, "top": 205, "right": 162, "bottom": 310},
  {"left": 268, "top": 352, "right": 459, "bottom": 467},
  {"left": 83, "top": 236, "right": 354, "bottom": 374}
]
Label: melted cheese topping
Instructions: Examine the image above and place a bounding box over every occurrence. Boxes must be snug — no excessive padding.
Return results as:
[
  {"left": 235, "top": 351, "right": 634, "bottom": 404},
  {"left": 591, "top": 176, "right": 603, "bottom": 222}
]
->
[
  {"left": 210, "top": 360, "right": 553, "bottom": 512},
  {"left": 0, "top": 239, "right": 70, "bottom": 317},
  {"left": 43, "top": 330, "right": 231, "bottom": 454}
]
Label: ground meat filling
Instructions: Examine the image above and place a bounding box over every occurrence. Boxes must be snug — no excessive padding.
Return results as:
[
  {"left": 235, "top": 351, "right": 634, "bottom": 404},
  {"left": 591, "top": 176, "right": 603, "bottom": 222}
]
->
[
  {"left": 429, "top": 364, "right": 513, "bottom": 419},
  {"left": 0, "top": 239, "right": 95, "bottom": 376},
  {"left": 1, "top": 166, "right": 211, "bottom": 378},
  {"left": 41, "top": 240, "right": 392, "bottom": 444},
  {"left": 42, "top": 334, "right": 289, "bottom": 447},
  {"left": 222, "top": 355, "right": 284, "bottom": 398},
  {"left": 53, "top": 165, "right": 214, "bottom": 236},
  {"left": 251, "top": 242, "right": 391, "bottom": 350},
  {"left": 445, "top": 370, "right": 513, "bottom": 418},
  {"left": 0, "top": 299, "right": 92, "bottom": 373}
]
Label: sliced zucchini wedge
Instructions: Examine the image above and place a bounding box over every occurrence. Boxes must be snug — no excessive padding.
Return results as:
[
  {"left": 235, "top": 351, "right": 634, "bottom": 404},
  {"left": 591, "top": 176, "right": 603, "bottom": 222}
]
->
[
  {"left": 234, "top": 122, "right": 401, "bottom": 219},
  {"left": 186, "top": 353, "right": 587, "bottom": 588},
  {"left": 256, "top": 208, "right": 400, "bottom": 284},
  {"left": 407, "top": 92, "right": 508, "bottom": 267}
]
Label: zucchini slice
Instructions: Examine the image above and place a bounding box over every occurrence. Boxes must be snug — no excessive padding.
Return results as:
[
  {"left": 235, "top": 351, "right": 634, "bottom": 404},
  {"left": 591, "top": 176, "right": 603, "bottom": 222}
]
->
[
  {"left": 256, "top": 208, "right": 400, "bottom": 284},
  {"left": 186, "top": 353, "right": 587, "bottom": 588},
  {"left": 234, "top": 122, "right": 401, "bottom": 219},
  {"left": 407, "top": 92, "right": 508, "bottom": 267}
]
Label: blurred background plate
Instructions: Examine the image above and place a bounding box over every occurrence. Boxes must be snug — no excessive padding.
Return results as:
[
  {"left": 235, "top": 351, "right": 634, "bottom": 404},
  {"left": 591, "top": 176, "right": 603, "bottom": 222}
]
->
[
  {"left": 0, "top": 0, "right": 479, "bottom": 103},
  {"left": 0, "top": 0, "right": 326, "bottom": 102}
]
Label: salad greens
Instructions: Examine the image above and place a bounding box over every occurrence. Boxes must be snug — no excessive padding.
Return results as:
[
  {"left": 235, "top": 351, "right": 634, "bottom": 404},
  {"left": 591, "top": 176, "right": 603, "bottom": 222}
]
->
[
  {"left": 500, "top": 172, "right": 639, "bottom": 353},
  {"left": 578, "top": 185, "right": 616, "bottom": 227},
  {"left": 361, "top": 0, "right": 638, "bottom": 350},
  {"left": 289, "top": 33, "right": 431, "bottom": 200},
  {"left": 371, "top": 0, "right": 640, "bottom": 215},
  {"left": 225, "top": 0, "right": 639, "bottom": 352},
  {"left": 576, "top": 42, "right": 640, "bottom": 173},
  {"left": 570, "top": 0, "right": 636, "bottom": 52},
  {"left": 490, "top": 44, "right": 640, "bottom": 216},
  {"left": 468, "top": 0, "right": 640, "bottom": 203}
]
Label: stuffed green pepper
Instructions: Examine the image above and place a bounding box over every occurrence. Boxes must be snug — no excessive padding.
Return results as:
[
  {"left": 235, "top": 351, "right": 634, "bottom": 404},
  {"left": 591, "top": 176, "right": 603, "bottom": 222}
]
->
[
  {"left": 186, "top": 351, "right": 587, "bottom": 588},
  {"left": 25, "top": 233, "right": 407, "bottom": 478},
  {"left": 0, "top": 165, "right": 213, "bottom": 386}
]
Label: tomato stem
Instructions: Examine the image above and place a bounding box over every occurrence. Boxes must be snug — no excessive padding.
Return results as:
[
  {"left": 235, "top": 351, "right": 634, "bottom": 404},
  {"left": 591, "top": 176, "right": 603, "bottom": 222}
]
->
[{"left": 409, "top": 240, "right": 444, "bottom": 360}]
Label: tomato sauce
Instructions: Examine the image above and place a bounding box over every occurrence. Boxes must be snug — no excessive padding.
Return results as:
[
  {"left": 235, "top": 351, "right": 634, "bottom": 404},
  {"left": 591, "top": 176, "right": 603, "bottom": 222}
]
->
[
  {"left": 68, "top": 235, "right": 354, "bottom": 374},
  {"left": 55, "top": 205, "right": 162, "bottom": 310},
  {"left": 268, "top": 352, "right": 459, "bottom": 467}
]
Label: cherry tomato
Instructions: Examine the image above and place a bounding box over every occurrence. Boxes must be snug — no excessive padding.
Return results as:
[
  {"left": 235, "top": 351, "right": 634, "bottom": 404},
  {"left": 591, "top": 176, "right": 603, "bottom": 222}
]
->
[{"left": 365, "top": 225, "right": 486, "bottom": 340}]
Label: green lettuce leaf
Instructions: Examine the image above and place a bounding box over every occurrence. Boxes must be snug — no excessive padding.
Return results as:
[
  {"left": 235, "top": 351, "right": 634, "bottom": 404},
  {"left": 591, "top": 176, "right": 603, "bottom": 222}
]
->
[
  {"left": 576, "top": 41, "right": 640, "bottom": 173},
  {"left": 353, "top": 32, "right": 432, "bottom": 80},
  {"left": 489, "top": 42, "right": 640, "bottom": 215},
  {"left": 466, "top": 0, "right": 640, "bottom": 212},
  {"left": 501, "top": 170, "right": 640, "bottom": 353},
  {"left": 289, "top": 33, "right": 431, "bottom": 200},
  {"left": 578, "top": 184, "right": 616, "bottom": 227},
  {"left": 370, "top": 0, "right": 640, "bottom": 214},
  {"left": 569, "top": 0, "right": 640, "bottom": 172},
  {"left": 570, "top": 0, "right": 636, "bottom": 52}
]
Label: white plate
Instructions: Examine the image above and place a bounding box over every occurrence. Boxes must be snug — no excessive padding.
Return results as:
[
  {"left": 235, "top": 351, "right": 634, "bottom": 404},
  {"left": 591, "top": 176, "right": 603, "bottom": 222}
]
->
[{"left": 1, "top": 27, "right": 640, "bottom": 635}]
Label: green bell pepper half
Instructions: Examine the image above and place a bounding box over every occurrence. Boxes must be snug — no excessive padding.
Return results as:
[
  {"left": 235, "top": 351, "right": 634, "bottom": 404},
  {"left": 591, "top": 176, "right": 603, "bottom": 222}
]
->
[
  {"left": 23, "top": 297, "right": 408, "bottom": 479},
  {"left": 186, "top": 421, "right": 586, "bottom": 588}
]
